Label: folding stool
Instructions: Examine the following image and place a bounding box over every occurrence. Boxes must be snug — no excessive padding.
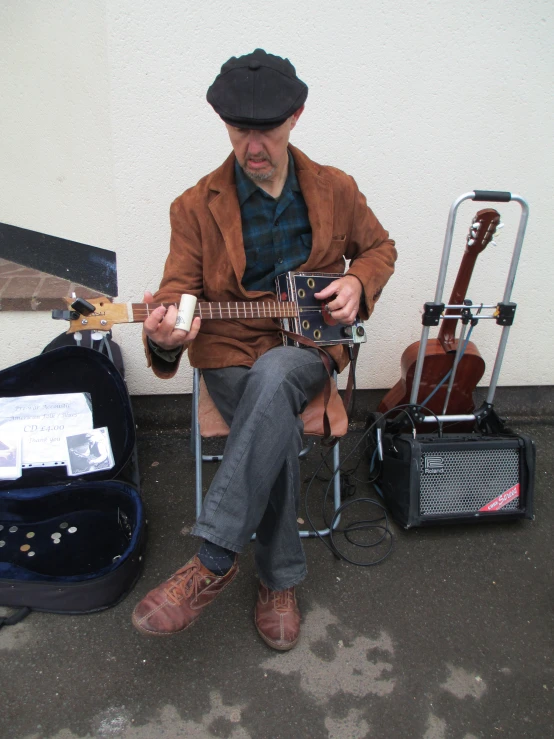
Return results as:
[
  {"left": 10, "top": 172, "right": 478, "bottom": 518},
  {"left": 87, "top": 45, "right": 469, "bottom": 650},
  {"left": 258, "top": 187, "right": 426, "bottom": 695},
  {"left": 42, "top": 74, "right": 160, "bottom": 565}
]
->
[{"left": 190, "top": 367, "right": 348, "bottom": 537}]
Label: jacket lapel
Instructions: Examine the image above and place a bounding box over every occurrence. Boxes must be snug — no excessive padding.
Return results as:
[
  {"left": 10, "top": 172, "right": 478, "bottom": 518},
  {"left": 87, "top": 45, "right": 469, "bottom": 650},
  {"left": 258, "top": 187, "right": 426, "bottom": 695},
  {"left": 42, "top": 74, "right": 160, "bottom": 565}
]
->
[
  {"left": 208, "top": 153, "right": 247, "bottom": 292},
  {"left": 290, "top": 145, "right": 334, "bottom": 271}
]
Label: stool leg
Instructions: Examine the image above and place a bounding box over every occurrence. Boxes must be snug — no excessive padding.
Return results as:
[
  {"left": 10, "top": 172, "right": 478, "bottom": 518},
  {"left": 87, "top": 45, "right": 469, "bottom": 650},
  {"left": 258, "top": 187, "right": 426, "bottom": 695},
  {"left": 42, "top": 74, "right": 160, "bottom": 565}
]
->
[
  {"left": 299, "top": 370, "right": 342, "bottom": 537},
  {"left": 299, "top": 437, "right": 341, "bottom": 538},
  {"left": 193, "top": 368, "right": 203, "bottom": 520}
]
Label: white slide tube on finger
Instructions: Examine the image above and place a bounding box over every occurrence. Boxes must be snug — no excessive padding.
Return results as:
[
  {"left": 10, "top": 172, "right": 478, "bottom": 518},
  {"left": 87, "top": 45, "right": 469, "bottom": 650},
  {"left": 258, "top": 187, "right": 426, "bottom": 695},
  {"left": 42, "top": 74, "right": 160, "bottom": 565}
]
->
[{"left": 174, "top": 294, "right": 198, "bottom": 332}]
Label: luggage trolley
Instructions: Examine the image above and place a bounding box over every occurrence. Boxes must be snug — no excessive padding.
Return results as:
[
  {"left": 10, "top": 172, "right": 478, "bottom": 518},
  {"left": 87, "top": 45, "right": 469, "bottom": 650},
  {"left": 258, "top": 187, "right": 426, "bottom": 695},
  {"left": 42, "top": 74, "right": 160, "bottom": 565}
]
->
[
  {"left": 410, "top": 190, "right": 529, "bottom": 423},
  {"left": 376, "top": 191, "right": 536, "bottom": 528},
  {"left": 411, "top": 190, "right": 529, "bottom": 427}
]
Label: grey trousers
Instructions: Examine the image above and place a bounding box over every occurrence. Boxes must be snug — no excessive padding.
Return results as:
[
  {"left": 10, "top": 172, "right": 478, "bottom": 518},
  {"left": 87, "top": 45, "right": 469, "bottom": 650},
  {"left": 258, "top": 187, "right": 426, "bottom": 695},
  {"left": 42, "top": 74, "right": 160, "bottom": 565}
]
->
[{"left": 190, "top": 346, "right": 331, "bottom": 590}]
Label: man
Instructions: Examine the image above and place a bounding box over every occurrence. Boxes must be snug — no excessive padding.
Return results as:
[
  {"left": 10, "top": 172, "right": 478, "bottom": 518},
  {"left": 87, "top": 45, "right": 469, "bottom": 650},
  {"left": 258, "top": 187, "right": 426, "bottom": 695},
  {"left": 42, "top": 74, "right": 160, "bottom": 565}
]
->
[{"left": 132, "top": 49, "right": 396, "bottom": 650}]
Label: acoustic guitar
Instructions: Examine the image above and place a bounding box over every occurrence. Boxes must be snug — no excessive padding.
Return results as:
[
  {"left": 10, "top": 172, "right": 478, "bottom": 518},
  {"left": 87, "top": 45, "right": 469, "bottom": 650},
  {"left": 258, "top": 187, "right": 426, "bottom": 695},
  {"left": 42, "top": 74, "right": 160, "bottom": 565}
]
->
[{"left": 378, "top": 209, "right": 501, "bottom": 419}]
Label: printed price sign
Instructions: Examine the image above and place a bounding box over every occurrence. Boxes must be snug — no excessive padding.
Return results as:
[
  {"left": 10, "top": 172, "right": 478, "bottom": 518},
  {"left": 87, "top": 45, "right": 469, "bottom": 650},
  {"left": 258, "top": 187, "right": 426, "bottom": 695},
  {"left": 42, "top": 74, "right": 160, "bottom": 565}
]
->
[{"left": 0, "top": 393, "right": 93, "bottom": 468}]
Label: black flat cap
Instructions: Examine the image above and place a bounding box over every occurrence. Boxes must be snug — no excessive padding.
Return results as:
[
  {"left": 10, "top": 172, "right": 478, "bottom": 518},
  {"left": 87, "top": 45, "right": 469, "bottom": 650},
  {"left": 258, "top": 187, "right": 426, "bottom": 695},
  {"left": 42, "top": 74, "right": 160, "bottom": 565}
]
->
[{"left": 207, "top": 48, "right": 308, "bottom": 130}]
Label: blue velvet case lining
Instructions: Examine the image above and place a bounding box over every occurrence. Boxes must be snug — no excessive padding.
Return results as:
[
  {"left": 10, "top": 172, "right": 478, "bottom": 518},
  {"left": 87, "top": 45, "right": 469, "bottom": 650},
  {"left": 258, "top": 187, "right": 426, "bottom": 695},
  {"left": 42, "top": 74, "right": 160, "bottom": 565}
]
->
[{"left": 0, "top": 482, "right": 143, "bottom": 583}]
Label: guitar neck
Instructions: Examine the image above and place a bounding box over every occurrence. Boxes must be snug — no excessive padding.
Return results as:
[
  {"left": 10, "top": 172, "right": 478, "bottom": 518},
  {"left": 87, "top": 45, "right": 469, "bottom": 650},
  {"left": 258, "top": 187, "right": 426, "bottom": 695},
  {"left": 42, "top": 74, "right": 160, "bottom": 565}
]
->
[
  {"left": 128, "top": 301, "right": 299, "bottom": 323},
  {"left": 437, "top": 250, "right": 480, "bottom": 352},
  {"left": 437, "top": 208, "right": 500, "bottom": 353}
]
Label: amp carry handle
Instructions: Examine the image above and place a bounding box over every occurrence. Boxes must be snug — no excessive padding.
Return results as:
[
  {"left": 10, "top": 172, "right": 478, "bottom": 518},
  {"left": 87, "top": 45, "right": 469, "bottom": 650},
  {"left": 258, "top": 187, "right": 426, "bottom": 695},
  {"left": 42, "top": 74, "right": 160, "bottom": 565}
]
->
[{"left": 410, "top": 190, "right": 530, "bottom": 424}]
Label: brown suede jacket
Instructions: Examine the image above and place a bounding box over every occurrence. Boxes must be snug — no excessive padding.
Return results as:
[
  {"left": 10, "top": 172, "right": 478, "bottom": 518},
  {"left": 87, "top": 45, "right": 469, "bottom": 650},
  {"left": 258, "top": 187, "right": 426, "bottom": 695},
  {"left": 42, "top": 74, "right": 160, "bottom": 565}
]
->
[{"left": 145, "top": 144, "right": 397, "bottom": 377}]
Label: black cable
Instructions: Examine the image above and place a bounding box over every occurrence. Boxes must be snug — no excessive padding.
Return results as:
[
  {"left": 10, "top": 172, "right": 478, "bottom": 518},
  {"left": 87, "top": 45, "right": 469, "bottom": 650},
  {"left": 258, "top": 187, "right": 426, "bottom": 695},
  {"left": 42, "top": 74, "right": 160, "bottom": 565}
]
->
[
  {"left": 304, "top": 400, "right": 450, "bottom": 566},
  {"left": 304, "top": 313, "right": 485, "bottom": 562},
  {"left": 303, "top": 405, "right": 417, "bottom": 566},
  {"left": 328, "top": 502, "right": 393, "bottom": 566},
  {"left": 316, "top": 433, "right": 372, "bottom": 486}
]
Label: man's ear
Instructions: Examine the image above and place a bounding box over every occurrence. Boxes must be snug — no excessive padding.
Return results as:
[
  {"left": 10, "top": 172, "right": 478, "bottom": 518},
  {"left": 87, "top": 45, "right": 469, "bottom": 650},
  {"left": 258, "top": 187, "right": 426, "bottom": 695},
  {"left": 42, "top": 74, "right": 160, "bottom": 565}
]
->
[{"left": 290, "top": 105, "right": 305, "bottom": 131}]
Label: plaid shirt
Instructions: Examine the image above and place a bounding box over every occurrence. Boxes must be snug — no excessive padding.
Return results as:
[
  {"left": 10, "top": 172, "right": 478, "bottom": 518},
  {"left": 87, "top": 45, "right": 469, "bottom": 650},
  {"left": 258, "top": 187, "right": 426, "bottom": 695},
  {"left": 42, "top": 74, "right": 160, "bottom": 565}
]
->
[{"left": 235, "top": 152, "right": 312, "bottom": 292}]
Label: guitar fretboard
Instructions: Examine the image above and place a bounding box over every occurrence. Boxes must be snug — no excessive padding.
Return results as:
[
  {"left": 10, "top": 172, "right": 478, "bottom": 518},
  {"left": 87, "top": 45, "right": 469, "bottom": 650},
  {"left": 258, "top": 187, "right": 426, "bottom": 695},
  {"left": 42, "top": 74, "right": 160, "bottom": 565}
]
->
[{"left": 130, "top": 301, "right": 299, "bottom": 322}]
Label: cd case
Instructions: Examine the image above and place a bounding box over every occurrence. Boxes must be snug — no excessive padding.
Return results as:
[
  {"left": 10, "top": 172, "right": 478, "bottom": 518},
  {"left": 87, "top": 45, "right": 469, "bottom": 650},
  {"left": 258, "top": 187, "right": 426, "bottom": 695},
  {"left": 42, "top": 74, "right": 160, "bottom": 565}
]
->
[
  {"left": 0, "top": 435, "right": 22, "bottom": 481},
  {"left": 65, "top": 427, "right": 115, "bottom": 477}
]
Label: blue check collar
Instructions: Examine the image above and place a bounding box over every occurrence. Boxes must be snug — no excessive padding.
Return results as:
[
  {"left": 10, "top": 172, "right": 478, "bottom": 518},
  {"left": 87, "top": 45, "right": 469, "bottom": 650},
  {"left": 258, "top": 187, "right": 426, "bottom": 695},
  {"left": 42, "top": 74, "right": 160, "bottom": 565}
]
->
[{"left": 234, "top": 150, "right": 300, "bottom": 204}]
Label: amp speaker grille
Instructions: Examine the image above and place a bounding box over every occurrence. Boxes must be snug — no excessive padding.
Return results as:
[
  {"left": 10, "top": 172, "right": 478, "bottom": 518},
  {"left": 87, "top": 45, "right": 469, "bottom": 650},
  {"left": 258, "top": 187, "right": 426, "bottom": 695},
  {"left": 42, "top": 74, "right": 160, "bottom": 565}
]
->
[{"left": 420, "top": 448, "right": 520, "bottom": 515}]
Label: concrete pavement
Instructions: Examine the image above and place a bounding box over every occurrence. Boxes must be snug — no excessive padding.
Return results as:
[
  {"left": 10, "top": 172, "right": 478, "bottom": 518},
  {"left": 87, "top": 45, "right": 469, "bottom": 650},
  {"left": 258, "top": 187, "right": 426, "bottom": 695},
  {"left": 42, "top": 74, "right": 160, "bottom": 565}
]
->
[{"left": 1, "top": 407, "right": 552, "bottom": 739}]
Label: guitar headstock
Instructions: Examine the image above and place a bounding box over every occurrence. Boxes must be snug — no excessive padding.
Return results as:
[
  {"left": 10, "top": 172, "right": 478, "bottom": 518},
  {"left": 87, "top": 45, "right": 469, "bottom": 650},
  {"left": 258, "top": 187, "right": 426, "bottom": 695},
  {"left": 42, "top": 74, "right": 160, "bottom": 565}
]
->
[
  {"left": 57, "top": 297, "right": 126, "bottom": 334},
  {"left": 466, "top": 208, "right": 501, "bottom": 255}
]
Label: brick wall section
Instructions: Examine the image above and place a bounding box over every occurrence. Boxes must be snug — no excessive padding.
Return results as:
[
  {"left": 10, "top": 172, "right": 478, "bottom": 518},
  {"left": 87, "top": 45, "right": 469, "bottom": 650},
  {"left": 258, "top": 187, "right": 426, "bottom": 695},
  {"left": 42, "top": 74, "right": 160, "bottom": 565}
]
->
[{"left": 0, "top": 259, "right": 107, "bottom": 311}]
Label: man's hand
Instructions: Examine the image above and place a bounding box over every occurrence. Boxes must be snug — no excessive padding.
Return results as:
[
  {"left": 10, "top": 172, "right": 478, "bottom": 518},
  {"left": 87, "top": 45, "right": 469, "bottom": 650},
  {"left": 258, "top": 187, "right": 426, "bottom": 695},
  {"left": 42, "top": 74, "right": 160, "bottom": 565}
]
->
[
  {"left": 314, "top": 275, "right": 363, "bottom": 325},
  {"left": 143, "top": 291, "right": 201, "bottom": 350}
]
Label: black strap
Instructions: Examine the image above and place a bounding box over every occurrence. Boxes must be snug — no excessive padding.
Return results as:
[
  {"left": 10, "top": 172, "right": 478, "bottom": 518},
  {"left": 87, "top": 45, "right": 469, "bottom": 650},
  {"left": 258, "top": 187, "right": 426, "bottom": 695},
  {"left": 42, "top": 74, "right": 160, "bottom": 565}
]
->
[
  {"left": 0, "top": 607, "right": 31, "bottom": 629},
  {"left": 343, "top": 343, "right": 360, "bottom": 418}
]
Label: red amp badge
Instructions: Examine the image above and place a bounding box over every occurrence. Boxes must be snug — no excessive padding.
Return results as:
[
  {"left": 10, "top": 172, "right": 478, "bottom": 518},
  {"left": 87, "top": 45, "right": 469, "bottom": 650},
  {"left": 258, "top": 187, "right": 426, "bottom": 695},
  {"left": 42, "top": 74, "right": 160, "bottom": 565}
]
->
[{"left": 479, "top": 483, "right": 520, "bottom": 512}]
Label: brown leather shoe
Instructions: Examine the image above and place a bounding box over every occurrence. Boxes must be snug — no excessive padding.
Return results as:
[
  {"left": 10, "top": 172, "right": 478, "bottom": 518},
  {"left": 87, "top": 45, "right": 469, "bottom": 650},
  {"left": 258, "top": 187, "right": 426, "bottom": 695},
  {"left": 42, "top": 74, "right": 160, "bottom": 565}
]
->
[
  {"left": 132, "top": 555, "right": 238, "bottom": 636},
  {"left": 255, "top": 582, "right": 300, "bottom": 651}
]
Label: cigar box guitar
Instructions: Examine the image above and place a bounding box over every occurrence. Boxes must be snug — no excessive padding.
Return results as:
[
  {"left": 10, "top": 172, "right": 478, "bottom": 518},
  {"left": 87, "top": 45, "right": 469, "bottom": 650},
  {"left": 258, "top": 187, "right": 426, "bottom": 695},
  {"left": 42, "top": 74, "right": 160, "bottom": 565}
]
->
[{"left": 53, "top": 271, "right": 367, "bottom": 347}]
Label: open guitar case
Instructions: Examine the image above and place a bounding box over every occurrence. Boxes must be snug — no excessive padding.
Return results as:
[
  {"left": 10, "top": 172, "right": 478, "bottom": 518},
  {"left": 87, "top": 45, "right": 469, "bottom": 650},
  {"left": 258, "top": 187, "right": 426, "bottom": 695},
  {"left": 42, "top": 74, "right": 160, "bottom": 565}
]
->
[
  {"left": 374, "top": 191, "right": 536, "bottom": 528},
  {"left": 0, "top": 346, "right": 145, "bottom": 628}
]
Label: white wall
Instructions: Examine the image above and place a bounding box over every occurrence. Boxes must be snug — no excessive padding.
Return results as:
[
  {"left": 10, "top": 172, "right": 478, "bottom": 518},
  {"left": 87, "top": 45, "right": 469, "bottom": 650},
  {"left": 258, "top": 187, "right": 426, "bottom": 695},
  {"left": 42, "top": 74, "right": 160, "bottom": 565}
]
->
[
  {"left": 0, "top": 1, "right": 117, "bottom": 368},
  {"left": 1, "top": 0, "right": 553, "bottom": 394}
]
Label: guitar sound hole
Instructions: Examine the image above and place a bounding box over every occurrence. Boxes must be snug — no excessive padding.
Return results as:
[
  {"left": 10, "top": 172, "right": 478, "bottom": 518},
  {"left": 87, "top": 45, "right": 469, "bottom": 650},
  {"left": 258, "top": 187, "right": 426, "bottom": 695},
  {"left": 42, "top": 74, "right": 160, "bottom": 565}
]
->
[
  {"left": 298, "top": 289, "right": 306, "bottom": 298},
  {"left": 302, "top": 320, "right": 310, "bottom": 330},
  {"left": 313, "top": 329, "right": 321, "bottom": 340},
  {"left": 307, "top": 278, "right": 315, "bottom": 289}
]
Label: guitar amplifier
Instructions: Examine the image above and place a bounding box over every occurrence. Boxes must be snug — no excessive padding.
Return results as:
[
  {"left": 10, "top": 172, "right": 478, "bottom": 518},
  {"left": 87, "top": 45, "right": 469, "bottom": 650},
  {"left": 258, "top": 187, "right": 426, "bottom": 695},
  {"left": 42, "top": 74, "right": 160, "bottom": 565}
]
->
[{"left": 377, "top": 433, "right": 535, "bottom": 528}]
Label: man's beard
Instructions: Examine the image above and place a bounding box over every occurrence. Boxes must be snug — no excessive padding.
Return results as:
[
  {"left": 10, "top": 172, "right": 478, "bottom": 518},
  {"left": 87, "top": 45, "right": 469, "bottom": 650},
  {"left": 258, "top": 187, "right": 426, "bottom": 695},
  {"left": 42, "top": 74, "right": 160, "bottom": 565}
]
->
[{"left": 242, "top": 154, "right": 277, "bottom": 182}]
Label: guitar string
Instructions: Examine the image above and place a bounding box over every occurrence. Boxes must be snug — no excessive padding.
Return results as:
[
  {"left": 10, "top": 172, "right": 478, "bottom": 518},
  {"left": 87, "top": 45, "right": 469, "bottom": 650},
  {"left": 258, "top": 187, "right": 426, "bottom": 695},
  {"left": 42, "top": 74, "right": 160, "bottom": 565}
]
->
[
  {"left": 130, "top": 303, "right": 325, "bottom": 309},
  {"left": 130, "top": 305, "right": 327, "bottom": 318}
]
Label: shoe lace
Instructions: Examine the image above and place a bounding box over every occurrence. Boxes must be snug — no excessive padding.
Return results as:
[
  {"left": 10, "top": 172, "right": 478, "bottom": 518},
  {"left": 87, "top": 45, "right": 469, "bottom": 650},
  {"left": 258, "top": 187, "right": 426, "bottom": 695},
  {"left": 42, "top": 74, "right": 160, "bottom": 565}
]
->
[
  {"left": 271, "top": 588, "right": 294, "bottom": 612},
  {"left": 164, "top": 562, "right": 205, "bottom": 605}
]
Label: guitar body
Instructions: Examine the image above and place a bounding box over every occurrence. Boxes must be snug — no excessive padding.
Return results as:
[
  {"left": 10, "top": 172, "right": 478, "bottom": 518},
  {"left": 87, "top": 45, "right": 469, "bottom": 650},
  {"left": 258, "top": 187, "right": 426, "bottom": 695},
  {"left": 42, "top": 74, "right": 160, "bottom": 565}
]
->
[
  {"left": 378, "top": 338, "right": 485, "bottom": 416},
  {"left": 276, "top": 271, "right": 367, "bottom": 346}
]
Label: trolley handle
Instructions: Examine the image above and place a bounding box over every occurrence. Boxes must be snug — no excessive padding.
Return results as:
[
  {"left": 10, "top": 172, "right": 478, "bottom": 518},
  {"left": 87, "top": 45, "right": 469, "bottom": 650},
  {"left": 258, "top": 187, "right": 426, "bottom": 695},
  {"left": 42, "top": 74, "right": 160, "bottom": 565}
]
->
[{"left": 473, "top": 190, "right": 511, "bottom": 202}]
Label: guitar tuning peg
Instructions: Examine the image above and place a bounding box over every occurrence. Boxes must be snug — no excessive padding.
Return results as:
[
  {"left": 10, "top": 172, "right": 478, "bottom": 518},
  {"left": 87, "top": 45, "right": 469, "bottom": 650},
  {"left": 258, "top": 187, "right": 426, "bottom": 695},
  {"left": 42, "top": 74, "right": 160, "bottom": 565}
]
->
[{"left": 490, "top": 224, "right": 504, "bottom": 247}]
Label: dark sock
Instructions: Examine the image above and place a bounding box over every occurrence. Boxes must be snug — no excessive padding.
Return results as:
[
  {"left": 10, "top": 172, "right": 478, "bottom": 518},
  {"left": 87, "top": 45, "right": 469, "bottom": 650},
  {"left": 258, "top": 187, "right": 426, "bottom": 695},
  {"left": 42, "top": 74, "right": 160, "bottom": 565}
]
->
[{"left": 198, "top": 540, "right": 236, "bottom": 576}]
